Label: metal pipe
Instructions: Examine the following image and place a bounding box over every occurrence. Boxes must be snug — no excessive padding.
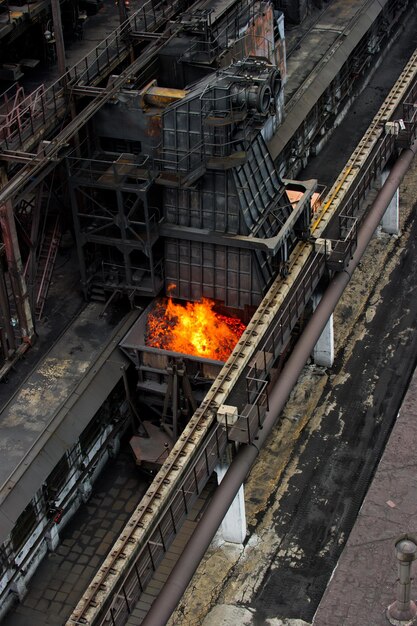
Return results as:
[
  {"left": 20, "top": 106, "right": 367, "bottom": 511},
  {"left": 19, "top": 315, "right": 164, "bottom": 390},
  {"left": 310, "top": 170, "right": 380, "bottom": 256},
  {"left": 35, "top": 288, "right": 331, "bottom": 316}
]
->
[{"left": 142, "top": 139, "right": 417, "bottom": 626}]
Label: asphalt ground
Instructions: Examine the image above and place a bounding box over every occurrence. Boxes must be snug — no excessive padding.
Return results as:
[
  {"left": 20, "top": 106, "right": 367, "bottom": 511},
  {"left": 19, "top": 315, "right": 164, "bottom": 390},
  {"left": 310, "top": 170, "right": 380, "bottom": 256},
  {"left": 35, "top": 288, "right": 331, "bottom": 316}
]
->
[{"left": 251, "top": 208, "right": 417, "bottom": 621}]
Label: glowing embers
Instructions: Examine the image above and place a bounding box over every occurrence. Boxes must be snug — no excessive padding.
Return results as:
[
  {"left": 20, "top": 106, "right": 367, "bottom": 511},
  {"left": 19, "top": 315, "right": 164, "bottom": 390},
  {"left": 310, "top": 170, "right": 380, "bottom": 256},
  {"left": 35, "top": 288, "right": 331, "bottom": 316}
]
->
[{"left": 146, "top": 295, "right": 246, "bottom": 362}]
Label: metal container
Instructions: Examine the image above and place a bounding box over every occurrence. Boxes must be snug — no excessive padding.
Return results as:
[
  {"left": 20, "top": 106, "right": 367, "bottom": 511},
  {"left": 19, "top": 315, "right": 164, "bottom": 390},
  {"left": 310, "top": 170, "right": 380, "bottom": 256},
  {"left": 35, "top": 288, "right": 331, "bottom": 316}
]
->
[{"left": 119, "top": 301, "right": 224, "bottom": 382}]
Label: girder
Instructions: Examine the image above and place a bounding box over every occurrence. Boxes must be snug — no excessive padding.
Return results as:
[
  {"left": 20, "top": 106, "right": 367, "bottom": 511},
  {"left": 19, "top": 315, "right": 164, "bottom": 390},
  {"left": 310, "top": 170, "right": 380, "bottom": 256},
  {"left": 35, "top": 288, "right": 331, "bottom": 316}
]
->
[
  {"left": 0, "top": 0, "right": 187, "bottom": 198},
  {"left": 0, "top": 37, "right": 173, "bottom": 206}
]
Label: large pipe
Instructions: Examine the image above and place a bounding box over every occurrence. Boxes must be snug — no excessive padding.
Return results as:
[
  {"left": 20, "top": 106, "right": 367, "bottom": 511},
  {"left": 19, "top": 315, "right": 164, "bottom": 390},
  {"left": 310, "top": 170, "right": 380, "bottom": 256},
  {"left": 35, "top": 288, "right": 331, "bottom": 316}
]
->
[{"left": 142, "top": 139, "right": 417, "bottom": 626}]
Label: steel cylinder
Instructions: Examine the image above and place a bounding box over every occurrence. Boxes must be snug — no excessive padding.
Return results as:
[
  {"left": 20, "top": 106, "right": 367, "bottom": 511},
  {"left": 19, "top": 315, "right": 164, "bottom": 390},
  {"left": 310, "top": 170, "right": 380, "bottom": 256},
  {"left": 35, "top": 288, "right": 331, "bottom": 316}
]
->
[
  {"left": 387, "top": 538, "right": 417, "bottom": 623},
  {"left": 268, "top": 69, "right": 281, "bottom": 99},
  {"left": 231, "top": 82, "right": 271, "bottom": 114}
]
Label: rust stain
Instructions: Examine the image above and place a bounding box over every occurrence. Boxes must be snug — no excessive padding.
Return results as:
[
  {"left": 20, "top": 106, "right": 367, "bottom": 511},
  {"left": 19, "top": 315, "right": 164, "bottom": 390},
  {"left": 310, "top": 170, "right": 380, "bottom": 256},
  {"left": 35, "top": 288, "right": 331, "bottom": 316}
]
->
[
  {"left": 146, "top": 114, "right": 162, "bottom": 137},
  {"left": 244, "top": 6, "right": 274, "bottom": 61}
]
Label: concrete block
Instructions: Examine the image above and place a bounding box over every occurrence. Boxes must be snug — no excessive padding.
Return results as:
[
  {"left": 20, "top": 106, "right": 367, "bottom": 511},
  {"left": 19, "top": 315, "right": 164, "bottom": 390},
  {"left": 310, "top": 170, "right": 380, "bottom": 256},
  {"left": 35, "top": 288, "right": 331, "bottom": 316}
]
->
[{"left": 217, "top": 405, "right": 238, "bottom": 427}]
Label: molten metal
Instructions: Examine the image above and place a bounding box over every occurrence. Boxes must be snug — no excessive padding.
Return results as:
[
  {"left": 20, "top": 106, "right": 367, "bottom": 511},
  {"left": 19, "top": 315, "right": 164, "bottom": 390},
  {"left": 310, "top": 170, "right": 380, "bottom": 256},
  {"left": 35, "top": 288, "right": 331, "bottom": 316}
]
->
[{"left": 146, "top": 297, "right": 246, "bottom": 361}]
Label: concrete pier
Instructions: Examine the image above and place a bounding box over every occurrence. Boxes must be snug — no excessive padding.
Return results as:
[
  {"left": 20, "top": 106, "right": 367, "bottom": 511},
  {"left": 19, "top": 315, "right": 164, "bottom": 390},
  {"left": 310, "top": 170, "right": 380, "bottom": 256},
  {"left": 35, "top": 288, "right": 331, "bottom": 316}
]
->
[
  {"left": 215, "top": 462, "right": 247, "bottom": 544},
  {"left": 312, "top": 292, "right": 334, "bottom": 368},
  {"left": 381, "top": 169, "right": 400, "bottom": 235}
]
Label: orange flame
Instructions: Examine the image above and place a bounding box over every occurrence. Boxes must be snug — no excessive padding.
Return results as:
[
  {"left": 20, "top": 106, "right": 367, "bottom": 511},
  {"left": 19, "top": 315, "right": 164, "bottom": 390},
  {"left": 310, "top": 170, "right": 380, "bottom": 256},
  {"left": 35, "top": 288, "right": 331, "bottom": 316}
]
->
[{"left": 146, "top": 297, "right": 246, "bottom": 361}]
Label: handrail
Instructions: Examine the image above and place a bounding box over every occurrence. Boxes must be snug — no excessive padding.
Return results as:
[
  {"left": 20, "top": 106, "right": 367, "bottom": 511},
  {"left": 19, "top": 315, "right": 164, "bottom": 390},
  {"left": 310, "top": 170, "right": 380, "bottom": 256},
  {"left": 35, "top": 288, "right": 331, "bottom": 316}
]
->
[{"left": 0, "top": 0, "right": 184, "bottom": 153}]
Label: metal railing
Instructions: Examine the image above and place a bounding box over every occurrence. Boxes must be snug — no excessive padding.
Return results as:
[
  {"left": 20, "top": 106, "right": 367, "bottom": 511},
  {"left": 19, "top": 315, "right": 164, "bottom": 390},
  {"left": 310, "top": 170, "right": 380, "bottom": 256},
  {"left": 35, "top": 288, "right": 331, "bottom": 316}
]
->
[
  {"left": 92, "top": 257, "right": 164, "bottom": 291},
  {"left": 338, "top": 135, "right": 395, "bottom": 224},
  {"left": 222, "top": 394, "right": 268, "bottom": 445},
  {"left": 323, "top": 215, "right": 357, "bottom": 272},
  {"left": 74, "top": 425, "right": 228, "bottom": 626},
  {"left": 0, "top": 83, "right": 57, "bottom": 151},
  {"left": 68, "top": 154, "right": 152, "bottom": 187},
  {"left": 156, "top": 91, "right": 253, "bottom": 172},
  {"left": 0, "top": 0, "right": 185, "bottom": 154},
  {"left": 246, "top": 251, "right": 325, "bottom": 403}
]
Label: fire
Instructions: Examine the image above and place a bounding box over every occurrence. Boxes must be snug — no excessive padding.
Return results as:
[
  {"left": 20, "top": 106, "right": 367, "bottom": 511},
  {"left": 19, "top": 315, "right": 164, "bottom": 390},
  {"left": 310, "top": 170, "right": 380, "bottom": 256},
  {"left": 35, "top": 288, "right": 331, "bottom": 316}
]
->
[{"left": 146, "top": 296, "right": 246, "bottom": 361}]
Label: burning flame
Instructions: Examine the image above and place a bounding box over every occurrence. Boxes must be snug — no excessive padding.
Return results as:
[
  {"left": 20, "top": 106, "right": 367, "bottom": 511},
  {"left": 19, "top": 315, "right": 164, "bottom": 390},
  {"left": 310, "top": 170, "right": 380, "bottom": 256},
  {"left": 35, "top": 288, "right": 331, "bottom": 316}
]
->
[{"left": 146, "top": 296, "right": 246, "bottom": 361}]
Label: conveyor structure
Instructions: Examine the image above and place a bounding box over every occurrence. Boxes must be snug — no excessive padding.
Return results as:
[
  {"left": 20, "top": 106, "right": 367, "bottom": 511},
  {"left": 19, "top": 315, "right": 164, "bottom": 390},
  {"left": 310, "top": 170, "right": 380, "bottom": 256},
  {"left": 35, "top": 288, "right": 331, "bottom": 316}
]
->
[{"left": 67, "top": 48, "right": 417, "bottom": 626}]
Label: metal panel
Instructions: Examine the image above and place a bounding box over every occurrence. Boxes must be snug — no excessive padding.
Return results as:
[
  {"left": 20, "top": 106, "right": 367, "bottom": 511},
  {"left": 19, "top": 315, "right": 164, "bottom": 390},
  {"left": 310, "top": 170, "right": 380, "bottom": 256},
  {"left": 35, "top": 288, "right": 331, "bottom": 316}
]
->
[{"left": 164, "top": 239, "right": 263, "bottom": 307}]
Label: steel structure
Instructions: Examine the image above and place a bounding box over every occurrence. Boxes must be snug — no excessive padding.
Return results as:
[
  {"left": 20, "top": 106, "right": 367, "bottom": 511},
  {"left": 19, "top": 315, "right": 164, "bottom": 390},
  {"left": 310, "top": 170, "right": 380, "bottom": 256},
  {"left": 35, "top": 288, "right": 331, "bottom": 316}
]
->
[
  {"left": 64, "top": 0, "right": 298, "bottom": 310},
  {"left": 141, "top": 135, "right": 417, "bottom": 626},
  {"left": 0, "top": 0, "right": 415, "bottom": 623},
  {"left": 67, "top": 47, "right": 417, "bottom": 626},
  {"left": 0, "top": 0, "right": 410, "bottom": 373}
]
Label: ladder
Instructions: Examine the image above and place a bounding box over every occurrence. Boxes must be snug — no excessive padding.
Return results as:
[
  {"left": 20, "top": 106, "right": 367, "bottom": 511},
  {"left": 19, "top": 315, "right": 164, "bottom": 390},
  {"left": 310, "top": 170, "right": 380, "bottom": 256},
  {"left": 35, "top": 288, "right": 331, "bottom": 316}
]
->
[{"left": 35, "top": 216, "right": 61, "bottom": 320}]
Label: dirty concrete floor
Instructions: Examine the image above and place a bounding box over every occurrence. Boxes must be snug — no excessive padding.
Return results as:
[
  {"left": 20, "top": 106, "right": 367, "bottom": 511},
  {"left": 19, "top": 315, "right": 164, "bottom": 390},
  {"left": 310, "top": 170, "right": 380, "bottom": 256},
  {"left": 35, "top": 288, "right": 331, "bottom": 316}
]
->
[
  {"left": 2, "top": 446, "right": 150, "bottom": 626},
  {"left": 165, "top": 16, "right": 417, "bottom": 626}
]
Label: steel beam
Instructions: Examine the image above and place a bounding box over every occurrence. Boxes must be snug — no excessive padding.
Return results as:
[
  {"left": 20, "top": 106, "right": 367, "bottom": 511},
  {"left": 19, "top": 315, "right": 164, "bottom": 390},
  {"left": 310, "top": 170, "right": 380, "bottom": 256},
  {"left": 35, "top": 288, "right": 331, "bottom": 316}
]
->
[
  {"left": 0, "top": 170, "right": 34, "bottom": 344},
  {"left": 0, "top": 20, "right": 182, "bottom": 207}
]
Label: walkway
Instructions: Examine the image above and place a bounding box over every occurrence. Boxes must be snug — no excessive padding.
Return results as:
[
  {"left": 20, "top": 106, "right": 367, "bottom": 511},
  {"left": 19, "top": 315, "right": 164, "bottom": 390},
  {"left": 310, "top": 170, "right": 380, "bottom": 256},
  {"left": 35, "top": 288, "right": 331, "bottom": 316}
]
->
[{"left": 3, "top": 446, "right": 149, "bottom": 626}]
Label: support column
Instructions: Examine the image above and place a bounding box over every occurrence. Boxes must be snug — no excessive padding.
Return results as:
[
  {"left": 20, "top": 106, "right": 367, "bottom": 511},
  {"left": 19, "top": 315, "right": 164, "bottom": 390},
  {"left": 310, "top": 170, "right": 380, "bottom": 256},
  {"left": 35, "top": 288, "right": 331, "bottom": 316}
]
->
[
  {"left": 380, "top": 169, "right": 400, "bottom": 235},
  {"left": 67, "top": 164, "right": 89, "bottom": 300},
  {"left": 78, "top": 477, "right": 92, "bottom": 503},
  {"left": 45, "top": 523, "right": 60, "bottom": 551},
  {"left": 215, "top": 451, "right": 246, "bottom": 544},
  {"left": 0, "top": 258, "right": 16, "bottom": 357},
  {"left": 51, "top": 0, "right": 66, "bottom": 79},
  {"left": 312, "top": 292, "right": 334, "bottom": 367},
  {"left": 10, "top": 576, "right": 28, "bottom": 601},
  {"left": 27, "top": 182, "right": 44, "bottom": 316},
  {"left": 0, "top": 170, "right": 34, "bottom": 344}
]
